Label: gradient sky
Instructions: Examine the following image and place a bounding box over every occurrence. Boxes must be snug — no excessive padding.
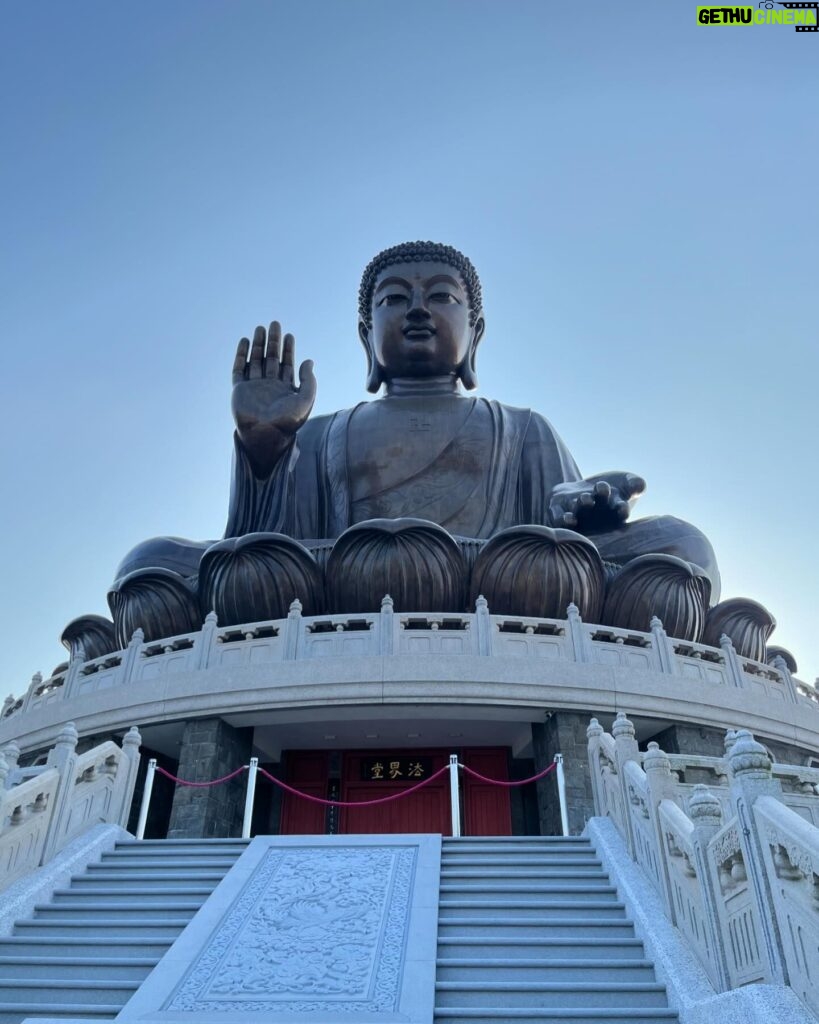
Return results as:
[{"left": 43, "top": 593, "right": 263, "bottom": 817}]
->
[{"left": 1, "top": 0, "right": 817, "bottom": 696}]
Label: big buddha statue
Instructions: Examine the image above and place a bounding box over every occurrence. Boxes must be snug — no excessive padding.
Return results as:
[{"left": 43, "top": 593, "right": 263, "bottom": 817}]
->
[{"left": 85, "top": 243, "right": 774, "bottom": 665}]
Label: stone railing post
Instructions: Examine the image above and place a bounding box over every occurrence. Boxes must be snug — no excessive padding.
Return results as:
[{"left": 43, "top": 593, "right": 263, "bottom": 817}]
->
[
  {"left": 768, "top": 652, "right": 800, "bottom": 704},
  {"left": 118, "top": 628, "right": 145, "bottom": 685},
  {"left": 650, "top": 616, "right": 678, "bottom": 676},
  {"left": 688, "top": 785, "right": 732, "bottom": 990},
  {"left": 642, "top": 742, "right": 679, "bottom": 919},
  {"left": 194, "top": 612, "right": 219, "bottom": 670},
  {"left": 62, "top": 645, "right": 86, "bottom": 699},
  {"left": 20, "top": 672, "right": 42, "bottom": 714},
  {"left": 380, "top": 595, "right": 394, "bottom": 656},
  {"left": 726, "top": 729, "right": 788, "bottom": 984},
  {"left": 612, "top": 711, "right": 641, "bottom": 856},
  {"left": 2, "top": 741, "right": 20, "bottom": 783},
  {"left": 586, "top": 718, "right": 606, "bottom": 817},
  {"left": 114, "top": 726, "right": 142, "bottom": 825},
  {"left": 41, "top": 722, "right": 79, "bottom": 863},
  {"left": 719, "top": 633, "right": 746, "bottom": 688},
  {"left": 284, "top": 599, "right": 302, "bottom": 660},
  {"left": 475, "top": 595, "right": 493, "bottom": 656},
  {"left": 0, "top": 752, "right": 8, "bottom": 792},
  {"left": 567, "top": 603, "right": 591, "bottom": 663}
]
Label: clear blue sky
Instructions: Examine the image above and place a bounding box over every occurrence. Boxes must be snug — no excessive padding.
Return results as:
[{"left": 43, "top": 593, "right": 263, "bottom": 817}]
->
[{"left": 1, "top": 0, "right": 817, "bottom": 694}]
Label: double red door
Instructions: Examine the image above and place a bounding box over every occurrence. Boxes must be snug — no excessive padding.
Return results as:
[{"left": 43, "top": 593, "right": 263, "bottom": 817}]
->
[{"left": 280, "top": 748, "right": 511, "bottom": 836}]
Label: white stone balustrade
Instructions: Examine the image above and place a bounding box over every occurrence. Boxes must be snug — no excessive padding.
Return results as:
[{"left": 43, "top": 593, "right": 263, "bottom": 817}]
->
[
  {"left": 0, "top": 723, "right": 140, "bottom": 891},
  {"left": 588, "top": 713, "right": 819, "bottom": 1018},
  {"left": 4, "top": 600, "right": 816, "bottom": 728}
]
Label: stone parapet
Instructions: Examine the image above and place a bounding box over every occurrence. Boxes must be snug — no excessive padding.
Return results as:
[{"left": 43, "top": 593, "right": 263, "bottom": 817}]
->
[
  {"left": 587, "top": 714, "right": 819, "bottom": 1019},
  {"left": 1, "top": 603, "right": 818, "bottom": 757}
]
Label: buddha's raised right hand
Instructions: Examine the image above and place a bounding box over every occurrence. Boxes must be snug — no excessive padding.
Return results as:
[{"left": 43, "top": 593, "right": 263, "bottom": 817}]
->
[{"left": 231, "top": 321, "right": 317, "bottom": 478}]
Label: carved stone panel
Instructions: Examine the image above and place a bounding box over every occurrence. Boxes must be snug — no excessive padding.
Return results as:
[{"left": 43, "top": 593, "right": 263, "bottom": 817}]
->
[{"left": 118, "top": 834, "right": 441, "bottom": 1024}]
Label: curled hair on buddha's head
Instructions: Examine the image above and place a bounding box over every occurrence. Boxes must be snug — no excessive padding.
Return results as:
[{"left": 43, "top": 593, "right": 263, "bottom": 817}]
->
[{"left": 358, "top": 241, "right": 483, "bottom": 330}]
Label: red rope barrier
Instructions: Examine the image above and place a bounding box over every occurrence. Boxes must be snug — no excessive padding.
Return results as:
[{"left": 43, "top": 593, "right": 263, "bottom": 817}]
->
[
  {"left": 257, "top": 764, "right": 450, "bottom": 807},
  {"left": 459, "top": 761, "right": 557, "bottom": 787},
  {"left": 155, "top": 764, "right": 247, "bottom": 788},
  {"left": 153, "top": 758, "right": 559, "bottom": 796}
]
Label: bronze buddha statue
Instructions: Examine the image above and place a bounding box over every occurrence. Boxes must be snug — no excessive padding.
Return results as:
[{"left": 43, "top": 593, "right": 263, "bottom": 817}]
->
[{"left": 91, "top": 242, "right": 774, "bottom": 662}]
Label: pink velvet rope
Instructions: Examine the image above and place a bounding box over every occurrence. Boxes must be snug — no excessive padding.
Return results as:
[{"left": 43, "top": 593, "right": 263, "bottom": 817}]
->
[
  {"left": 459, "top": 761, "right": 557, "bottom": 787},
  {"left": 154, "top": 758, "right": 558, "bottom": 796},
  {"left": 154, "top": 764, "right": 247, "bottom": 788},
  {"left": 257, "top": 764, "right": 450, "bottom": 807}
]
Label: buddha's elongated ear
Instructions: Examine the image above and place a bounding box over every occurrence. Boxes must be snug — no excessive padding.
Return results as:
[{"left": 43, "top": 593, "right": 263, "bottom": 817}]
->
[
  {"left": 358, "top": 320, "right": 384, "bottom": 393},
  {"left": 459, "top": 314, "right": 485, "bottom": 391}
]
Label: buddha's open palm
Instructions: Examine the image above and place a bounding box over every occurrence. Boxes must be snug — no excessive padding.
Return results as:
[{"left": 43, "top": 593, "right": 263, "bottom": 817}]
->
[{"left": 231, "top": 321, "right": 317, "bottom": 477}]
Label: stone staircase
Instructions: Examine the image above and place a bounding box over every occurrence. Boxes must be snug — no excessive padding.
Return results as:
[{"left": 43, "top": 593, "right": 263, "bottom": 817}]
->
[
  {"left": 435, "top": 836, "right": 679, "bottom": 1024},
  {"left": 0, "top": 837, "right": 249, "bottom": 1024}
]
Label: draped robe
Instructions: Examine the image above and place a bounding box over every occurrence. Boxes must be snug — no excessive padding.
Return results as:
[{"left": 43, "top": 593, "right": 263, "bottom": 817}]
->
[{"left": 225, "top": 397, "right": 582, "bottom": 542}]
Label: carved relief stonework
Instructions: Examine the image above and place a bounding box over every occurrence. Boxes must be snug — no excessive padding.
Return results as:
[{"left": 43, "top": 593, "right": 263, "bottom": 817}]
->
[{"left": 167, "top": 844, "right": 417, "bottom": 1015}]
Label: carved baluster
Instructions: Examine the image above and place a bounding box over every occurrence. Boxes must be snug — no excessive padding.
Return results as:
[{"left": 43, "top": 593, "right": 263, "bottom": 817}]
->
[
  {"left": 586, "top": 718, "right": 606, "bottom": 818},
  {"left": 727, "top": 730, "right": 787, "bottom": 985},
  {"left": 719, "top": 633, "right": 746, "bottom": 688},
  {"left": 567, "top": 603, "right": 591, "bottom": 663},
  {"left": 113, "top": 726, "right": 143, "bottom": 826},
  {"left": 768, "top": 652, "right": 800, "bottom": 704},
  {"left": 41, "top": 722, "right": 79, "bottom": 864},
  {"left": 642, "top": 742, "right": 678, "bottom": 920},
  {"left": 687, "top": 786, "right": 732, "bottom": 990},
  {"left": 118, "top": 627, "right": 145, "bottom": 686},
  {"left": 2, "top": 741, "right": 20, "bottom": 780},
  {"left": 20, "top": 672, "right": 42, "bottom": 714},
  {"left": 380, "top": 595, "right": 394, "bottom": 656},
  {"left": 194, "top": 611, "right": 219, "bottom": 670},
  {"left": 284, "top": 599, "right": 302, "bottom": 660},
  {"left": 474, "top": 595, "right": 492, "bottom": 657},
  {"left": 63, "top": 642, "right": 88, "bottom": 699},
  {"left": 650, "top": 616, "right": 678, "bottom": 676},
  {"left": 612, "top": 712, "right": 640, "bottom": 857}
]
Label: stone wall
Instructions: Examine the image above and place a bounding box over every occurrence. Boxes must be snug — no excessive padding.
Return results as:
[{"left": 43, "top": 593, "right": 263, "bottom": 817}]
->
[{"left": 167, "top": 718, "right": 252, "bottom": 838}]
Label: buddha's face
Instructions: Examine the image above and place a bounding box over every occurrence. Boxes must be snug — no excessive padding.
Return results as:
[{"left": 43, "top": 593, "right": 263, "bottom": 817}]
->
[{"left": 360, "top": 261, "right": 484, "bottom": 388}]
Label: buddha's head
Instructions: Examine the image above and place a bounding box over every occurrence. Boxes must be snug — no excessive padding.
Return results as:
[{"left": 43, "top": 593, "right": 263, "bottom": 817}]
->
[{"left": 358, "top": 241, "right": 485, "bottom": 393}]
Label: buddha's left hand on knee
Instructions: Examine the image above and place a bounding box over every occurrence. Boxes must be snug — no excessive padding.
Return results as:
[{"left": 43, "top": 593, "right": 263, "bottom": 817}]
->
[{"left": 548, "top": 471, "right": 646, "bottom": 532}]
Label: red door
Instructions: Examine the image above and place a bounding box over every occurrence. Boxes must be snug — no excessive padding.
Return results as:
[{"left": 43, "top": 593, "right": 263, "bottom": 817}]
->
[
  {"left": 279, "top": 748, "right": 512, "bottom": 836},
  {"left": 462, "top": 747, "right": 512, "bottom": 836},
  {"left": 340, "top": 751, "right": 451, "bottom": 834},
  {"left": 279, "top": 751, "right": 328, "bottom": 835}
]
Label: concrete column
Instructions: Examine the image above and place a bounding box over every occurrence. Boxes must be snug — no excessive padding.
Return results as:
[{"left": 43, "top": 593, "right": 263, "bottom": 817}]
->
[
  {"left": 532, "top": 711, "right": 595, "bottom": 836},
  {"left": 167, "top": 718, "right": 252, "bottom": 838}
]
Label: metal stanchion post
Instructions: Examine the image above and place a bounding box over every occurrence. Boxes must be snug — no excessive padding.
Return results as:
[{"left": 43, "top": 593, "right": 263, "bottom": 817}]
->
[
  {"left": 135, "top": 758, "right": 156, "bottom": 840},
  {"left": 242, "top": 758, "right": 258, "bottom": 839},
  {"left": 554, "top": 753, "right": 569, "bottom": 836},
  {"left": 449, "top": 754, "right": 461, "bottom": 837}
]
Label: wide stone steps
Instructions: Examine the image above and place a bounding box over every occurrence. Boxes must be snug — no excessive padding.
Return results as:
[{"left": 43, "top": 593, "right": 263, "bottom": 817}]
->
[
  {"left": 436, "top": 981, "right": 669, "bottom": 1008},
  {"left": 442, "top": 867, "right": 604, "bottom": 878},
  {"left": 0, "top": 836, "right": 248, "bottom": 1024},
  {"left": 437, "top": 937, "right": 648, "bottom": 960},
  {"left": 434, "top": 836, "right": 678, "bottom": 1024},
  {"left": 26, "top": 903, "right": 203, "bottom": 922},
  {"left": 437, "top": 917, "right": 637, "bottom": 937},
  {"left": 441, "top": 880, "right": 615, "bottom": 892},
  {"left": 11, "top": 918, "right": 194, "bottom": 940},
  {"left": 0, "top": 936, "right": 174, "bottom": 959},
  {"left": 0, "top": 955, "right": 157, "bottom": 980},
  {"left": 439, "top": 899, "right": 625, "bottom": 920},
  {"left": 436, "top": 959, "right": 657, "bottom": 983},
  {"left": 71, "top": 870, "right": 227, "bottom": 886},
  {"left": 50, "top": 884, "right": 215, "bottom": 899},
  {"left": 88, "top": 856, "right": 240, "bottom": 870},
  {"left": 434, "top": 1011, "right": 678, "bottom": 1023}
]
